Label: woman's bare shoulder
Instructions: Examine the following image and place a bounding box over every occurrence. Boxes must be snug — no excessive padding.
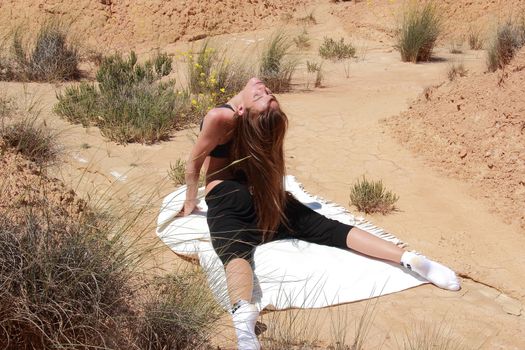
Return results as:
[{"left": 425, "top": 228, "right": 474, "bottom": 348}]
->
[{"left": 202, "top": 107, "right": 235, "bottom": 131}]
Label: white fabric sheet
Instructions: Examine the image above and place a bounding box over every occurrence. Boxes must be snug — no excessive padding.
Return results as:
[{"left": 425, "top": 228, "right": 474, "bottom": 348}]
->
[{"left": 156, "top": 176, "right": 427, "bottom": 310}]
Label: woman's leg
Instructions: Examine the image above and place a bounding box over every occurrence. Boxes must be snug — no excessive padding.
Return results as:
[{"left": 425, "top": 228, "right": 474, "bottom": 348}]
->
[
  {"left": 225, "top": 258, "right": 255, "bottom": 303},
  {"left": 346, "top": 226, "right": 404, "bottom": 263},
  {"left": 346, "top": 227, "right": 460, "bottom": 290}
]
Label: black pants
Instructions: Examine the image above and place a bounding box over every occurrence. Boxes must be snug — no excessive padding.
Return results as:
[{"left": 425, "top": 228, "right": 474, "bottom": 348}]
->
[{"left": 205, "top": 180, "right": 353, "bottom": 265}]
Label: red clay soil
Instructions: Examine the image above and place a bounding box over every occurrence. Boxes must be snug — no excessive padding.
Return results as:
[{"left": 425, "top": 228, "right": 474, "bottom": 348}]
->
[
  {"left": 385, "top": 47, "right": 525, "bottom": 232},
  {"left": 331, "top": 0, "right": 525, "bottom": 44},
  {"left": 0, "top": 0, "right": 312, "bottom": 52},
  {"left": 0, "top": 146, "right": 86, "bottom": 226}
]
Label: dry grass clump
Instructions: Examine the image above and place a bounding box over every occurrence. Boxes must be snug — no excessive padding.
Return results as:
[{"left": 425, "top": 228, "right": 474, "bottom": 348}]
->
[
  {"left": 259, "top": 32, "right": 299, "bottom": 93},
  {"left": 486, "top": 19, "right": 525, "bottom": 72},
  {"left": 1, "top": 23, "right": 80, "bottom": 82},
  {"left": 293, "top": 29, "right": 311, "bottom": 50},
  {"left": 306, "top": 60, "right": 323, "bottom": 88},
  {"left": 135, "top": 269, "right": 222, "bottom": 350},
  {"left": 54, "top": 51, "right": 188, "bottom": 144},
  {"left": 318, "top": 37, "right": 356, "bottom": 61},
  {"left": 400, "top": 321, "right": 468, "bottom": 350},
  {"left": 0, "top": 94, "right": 60, "bottom": 165},
  {"left": 396, "top": 1, "right": 441, "bottom": 63},
  {"left": 0, "top": 147, "right": 224, "bottom": 349},
  {"left": 349, "top": 177, "right": 399, "bottom": 214},
  {"left": 0, "top": 211, "right": 134, "bottom": 349},
  {"left": 447, "top": 62, "right": 467, "bottom": 81},
  {"left": 448, "top": 40, "right": 464, "bottom": 54},
  {"left": 468, "top": 28, "right": 484, "bottom": 50}
]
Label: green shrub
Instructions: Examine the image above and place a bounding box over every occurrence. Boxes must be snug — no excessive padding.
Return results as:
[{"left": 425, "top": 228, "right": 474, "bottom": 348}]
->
[
  {"left": 55, "top": 51, "right": 189, "bottom": 144},
  {"left": 319, "top": 37, "right": 356, "bottom": 61},
  {"left": 396, "top": 1, "right": 441, "bottom": 63},
  {"left": 6, "top": 23, "right": 80, "bottom": 81},
  {"left": 259, "top": 32, "right": 298, "bottom": 92},
  {"left": 487, "top": 20, "right": 525, "bottom": 72},
  {"left": 447, "top": 62, "right": 467, "bottom": 81},
  {"left": 349, "top": 177, "right": 399, "bottom": 214}
]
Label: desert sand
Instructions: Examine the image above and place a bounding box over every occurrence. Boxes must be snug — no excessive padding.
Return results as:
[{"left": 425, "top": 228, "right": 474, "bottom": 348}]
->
[{"left": 1, "top": 0, "right": 524, "bottom": 349}]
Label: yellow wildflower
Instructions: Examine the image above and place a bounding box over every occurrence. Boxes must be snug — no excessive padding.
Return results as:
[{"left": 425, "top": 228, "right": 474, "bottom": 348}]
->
[
  {"left": 191, "top": 99, "right": 197, "bottom": 106},
  {"left": 200, "top": 72, "right": 205, "bottom": 77},
  {"left": 210, "top": 78, "right": 216, "bottom": 84},
  {"left": 220, "top": 87, "right": 226, "bottom": 93}
]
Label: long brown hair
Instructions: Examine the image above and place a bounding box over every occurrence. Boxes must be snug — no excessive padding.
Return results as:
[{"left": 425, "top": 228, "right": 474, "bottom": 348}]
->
[{"left": 231, "top": 101, "right": 289, "bottom": 241}]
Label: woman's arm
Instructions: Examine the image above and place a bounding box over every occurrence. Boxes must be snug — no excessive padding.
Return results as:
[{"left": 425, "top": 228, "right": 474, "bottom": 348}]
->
[{"left": 183, "top": 109, "right": 230, "bottom": 216}]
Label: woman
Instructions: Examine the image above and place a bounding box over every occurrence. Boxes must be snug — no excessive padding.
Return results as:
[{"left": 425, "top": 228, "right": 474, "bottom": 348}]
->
[{"left": 183, "top": 77, "right": 460, "bottom": 350}]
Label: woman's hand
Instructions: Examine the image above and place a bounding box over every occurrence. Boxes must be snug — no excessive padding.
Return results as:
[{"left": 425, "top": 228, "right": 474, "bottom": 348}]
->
[{"left": 182, "top": 198, "right": 200, "bottom": 216}]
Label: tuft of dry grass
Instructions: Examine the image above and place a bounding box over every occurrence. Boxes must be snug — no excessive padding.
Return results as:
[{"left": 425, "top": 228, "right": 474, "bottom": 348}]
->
[
  {"left": 1, "top": 22, "right": 80, "bottom": 82},
  {"left": 487, "top": 19, "right": 525, "bottom": 72},
  {"left": 447, "top": 62, "right": 467, "bottom": 81},
  {"left": 259, "top": 32, "right": 299, "bottom": 93},
  {"left": 306, "top": 60, "right": 323, "bottom": 88},
  {"left": 468, "top": 28, "right": 484, "bottom": 50},
  {"left": 293, "top": 29, "right": 311, "bottom": 50},
  {"left": 400, "top": 320, "right": 469, "bottom": 350},
  {"left": 349, "top": 176, "right": 399, "bottom": 214},
  {"left": 319, "top": 37, "right": 356, "bottom": 61},
  {"left": 396, "top": 1, "right": 441, "bottom": 63}
]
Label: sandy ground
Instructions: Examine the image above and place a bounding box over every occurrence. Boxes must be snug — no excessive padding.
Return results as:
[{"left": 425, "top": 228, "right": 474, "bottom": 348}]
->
[{"left": 1, "top": 0, "right": 524, "bottom": 349}]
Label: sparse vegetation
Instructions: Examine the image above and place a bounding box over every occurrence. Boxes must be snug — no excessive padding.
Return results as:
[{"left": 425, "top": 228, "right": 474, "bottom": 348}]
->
[
  {"left": 293, "top": 29, "right": 311, "bottom": 50},
  {"left": 400, "top": 320, "right": 467, "bottom": 350},
  {"left": 1, "top": 23, "right": 80, "bottom": 82},
  {"left": 168, "top": 158, "right": 188, "bottom": 186},
  {"left": 306, "top": 60, "right": 323, "bottom": 88},
  {"left": 186, "top": 41, "right": 253, "bottom": 115},
  {"left": 259, "top": 32, "right": 299, "bottom": 92},
  {"left": 319, "top": 37, "right": 356, "bottom": 61},
  {"left": 396, "top": 1, "right": 441, "bottom": 63},
  {"left": 447, "top": 62, "right": 467, "bottom": 81},
  {"left": 55, "top": 51, "right": 188, "bottom": 144},
  {"left": 0, "top": 95, "right": 60, "bottom": 165},
  {"left": 135, "top": 269, "right": 222, "bottom": 350},
  {"left": 297, "top": 10, "right": 317, "bottom": 25},
  {"left": 449, "top": 40, "right": 464, "bottom": 54},
  {"left": 487, "top": 20, "right": 525, "bottom": 72},
  {"left": 0, "top": 146, "right": 223, "bottom": 349},
  {"left": 468, "top": 28, "right": 484, "bottom": 50},
  {"left": 350, "top": 176, "right": 399, "bottom": 214}
]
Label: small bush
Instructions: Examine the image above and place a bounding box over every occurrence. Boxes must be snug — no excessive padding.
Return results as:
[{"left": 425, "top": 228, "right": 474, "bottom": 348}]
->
[
  {"left": 319, "top": 37, "right": 356, "bottom": 61},
  {"left": 259, "top": 32, "right": 298, "bottom": 93},
  {"left": 349, "top": 177, "right": 399, "bottom": 214},
  {"left": 468, "top": 29, "right": 484, "bottom": 50},
  {"left": 135, "top": 269, "right": 222, "bottom": 350},
  {"left": 0, "top": 116, "right": 60, "bottom": 165},
  {"left": 487, "top": 20, "right": 525, "bottom": 72},
  {"left": 293, "top": 29, "right": 311, "bottom": 50},
  {"left": 447, "top": 62, "right": 467, "bottom": 81},
  {"left": 6, "top": 23, "right": 80, "bottom": 81},
  {"left": 306, "top": 60, "right": 323, "bottom": 88},
  {"left": 186, "top": 41, "right": 253, "bottom": 115},
  {"left": 55, "top": 51, "right": 189, "bottom": 144},
  {"left": 396, "top": 1, "right": 441, "bottom": 63}
]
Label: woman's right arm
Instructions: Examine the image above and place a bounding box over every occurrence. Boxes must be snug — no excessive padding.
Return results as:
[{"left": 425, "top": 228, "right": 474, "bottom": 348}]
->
[{"left": 183, "top": 110, "right": 228, "bottom": 216}]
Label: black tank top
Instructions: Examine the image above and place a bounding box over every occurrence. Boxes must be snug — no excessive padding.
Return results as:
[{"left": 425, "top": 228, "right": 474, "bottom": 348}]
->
[{"left": 200, "top": 104, "right": 234, "bottom": 158}]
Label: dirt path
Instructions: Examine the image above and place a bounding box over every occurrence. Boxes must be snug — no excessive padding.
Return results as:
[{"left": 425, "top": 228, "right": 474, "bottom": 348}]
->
[{"left": 2, "top": 3, "right": 524, "bottom": 349}]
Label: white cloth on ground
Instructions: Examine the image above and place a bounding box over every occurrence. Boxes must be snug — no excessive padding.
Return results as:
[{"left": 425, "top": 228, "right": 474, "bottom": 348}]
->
[{"left": 156, "top": 175, "right": 427, "bottom": 310}]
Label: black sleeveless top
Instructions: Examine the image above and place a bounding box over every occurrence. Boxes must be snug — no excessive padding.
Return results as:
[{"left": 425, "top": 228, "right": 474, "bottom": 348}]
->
[{"left": 200, "top": 104, "right": 234, "bottom": 158}]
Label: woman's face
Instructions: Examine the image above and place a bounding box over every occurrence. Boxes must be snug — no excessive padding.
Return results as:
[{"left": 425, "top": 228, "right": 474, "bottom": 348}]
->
[{"left": 239, "top": 77, "right": 277, "bottom": 116}]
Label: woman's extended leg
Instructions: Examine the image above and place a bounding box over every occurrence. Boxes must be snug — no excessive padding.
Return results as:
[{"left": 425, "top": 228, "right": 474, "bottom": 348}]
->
[
  {"left": 346, "top": 227, "right": 460, "bottom": 290},
  {"left": 346, "top": 226, "right": 404, "bottom": 263}
]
